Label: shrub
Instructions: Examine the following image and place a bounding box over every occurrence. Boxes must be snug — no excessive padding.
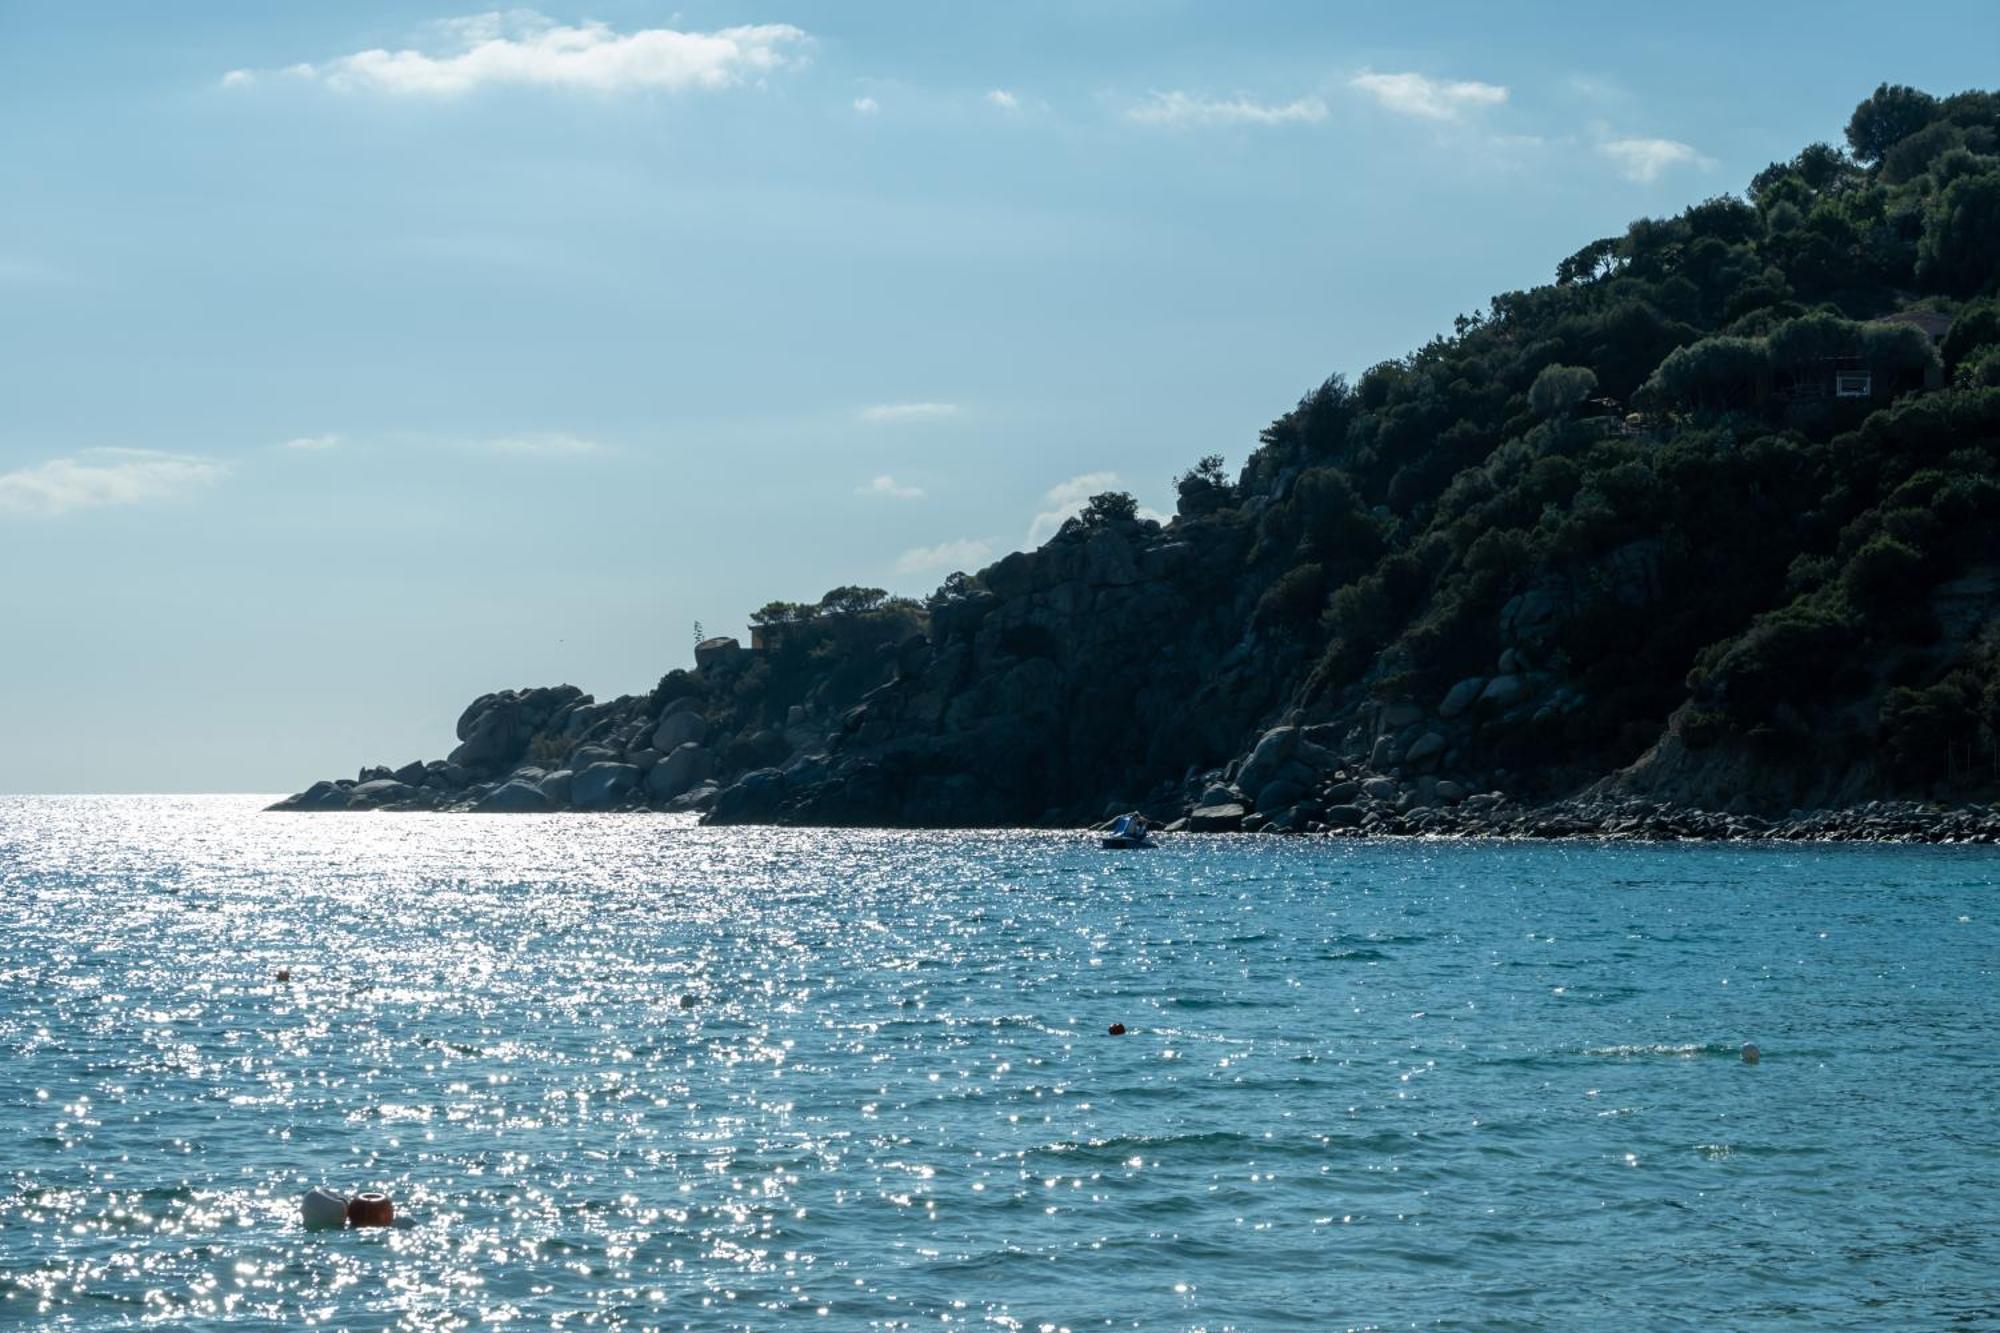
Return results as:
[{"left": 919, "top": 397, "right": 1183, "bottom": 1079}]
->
[{"left": 1841, "top": 535, "right": 1926, "bottom": 620}]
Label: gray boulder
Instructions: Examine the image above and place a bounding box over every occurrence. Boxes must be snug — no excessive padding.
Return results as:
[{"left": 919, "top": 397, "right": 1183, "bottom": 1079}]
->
[
  {"left": 1479, "top": 674, "right": 1528, "bottom": 711},
  {"left": 1235, "top": 726, "right": 1299, "bottom": 796},
  {"left": 652, "top": 709, "right": 708, "bottom": 752},
  {"left": 1362, "top": 777, "right": 1399, "bottom": 802},
  {"left": 474, "top": 780, "right": 551, "bottom": 813},
  {"left": 1254, "top": 777, "right": 1307, "bottom": 813},
  {"left": 707, "top": 768, "right": 788, "bottom": 823},
  {"left": 348, "top": 779, "right": 414, "bottom": 806},
  {"left": 572, "top": 762, "right": 641, "bottom": 811},
  {"left": 1323, "top": 803, "right": 1365, "bottom": 829},
  {"left": 537, "top": 769, "right": 574, "bottom": 805},
  {"left": 1438, "top": 677, "right": 1486, "bottom": 720},
  {"left": 1186, "top": 801, "right": 1247, "bottom": 832},
  {"left": 645, "top": 743, "right": 713, "bottom": 800},
  {"left": 1435, "top": 779, "right": 1468, "bottom": 803},
  {"left": 1404, "top": 732, "right": 1447, "bottom": 767}
]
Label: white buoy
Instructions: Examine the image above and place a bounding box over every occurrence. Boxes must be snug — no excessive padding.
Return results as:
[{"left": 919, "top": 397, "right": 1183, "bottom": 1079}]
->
[
  {"left": 301, "top": 1187, "right": 349, "bottom": 1231},
  {"left": 1741, "top": 1043, "right": 1761, "bottom": 1065}
]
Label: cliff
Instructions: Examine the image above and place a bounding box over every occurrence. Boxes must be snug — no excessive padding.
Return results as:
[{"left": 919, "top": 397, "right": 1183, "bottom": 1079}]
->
[{"left": 273, "top": 83, "right": 2000, "bottom": 830}]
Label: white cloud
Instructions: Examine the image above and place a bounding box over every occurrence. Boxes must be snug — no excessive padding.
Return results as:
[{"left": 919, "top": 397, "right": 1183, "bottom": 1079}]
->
[
  {"left": 1026, "top": 471, "right": 1118, "bottom": 544},
  {"left": 233, "top": 11, "right": 811, "bottom": 97},
  {"left": 852, "top": 95, "right": 879, "bottom": 115},
  {"left": 986, "top": 88, "right": 1019, "bottom": 111},
  {"left": 280, "top": 433, "right": 340, "bottom": 451},
  {"left": 0, "top": 449, "right": 225, "bottom": 517},
  {"left": 1349, "top": 71, "right": 1507, "bottom": 122},
  {"left": 472, "top": 432, "right": 603, "bottom": 457},
  {"left": 896, "top": 538, "right": 992, "bottom": 575},
  {"left": 1125, "top": 90, "right": 1327, "bottom": 128},
  {"left": 858, "top": 473, "right": 923, "bottom": 500},
  {"left": 1598, "top": 136, "right": 1712, "bottom": 183},
  {"left": 859, "top": 401, "right": 959, "bottom": 424}
]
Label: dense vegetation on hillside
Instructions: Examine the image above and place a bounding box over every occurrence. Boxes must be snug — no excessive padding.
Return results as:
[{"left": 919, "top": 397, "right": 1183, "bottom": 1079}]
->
[
  {"left": 1074, "top": 82, "right": 2000, "bottom": 799},
  {"left": 282, "top": 83, "right": 2000, "bottom": 823}
]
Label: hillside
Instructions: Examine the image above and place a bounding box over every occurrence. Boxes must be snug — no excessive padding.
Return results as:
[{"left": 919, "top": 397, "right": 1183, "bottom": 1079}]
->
[{"left": 274, "top": 84, "right": 2000, "bottom": 833}]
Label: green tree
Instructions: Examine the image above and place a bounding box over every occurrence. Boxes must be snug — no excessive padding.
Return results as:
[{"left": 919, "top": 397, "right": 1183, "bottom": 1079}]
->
[
  {"left": 1528, "top": 363, "right": 1599, "bottom": 418},
  {"left": 1919, "top": 172, "right": 2000, "bottom": 295},
  {"left": 1845, "top": 83, "right": 1940, "bottom": 162}
]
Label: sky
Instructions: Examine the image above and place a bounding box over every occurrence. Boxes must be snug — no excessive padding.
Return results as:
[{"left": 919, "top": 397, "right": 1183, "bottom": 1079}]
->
[{"left": 3, "top": 1, "right": 1996, "bottom": 793}]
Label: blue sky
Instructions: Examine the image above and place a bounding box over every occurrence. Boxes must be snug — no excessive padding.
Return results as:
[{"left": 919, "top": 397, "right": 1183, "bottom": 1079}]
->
[{"left": 3, "top": 1, "right": 1995, "bottom": 793}]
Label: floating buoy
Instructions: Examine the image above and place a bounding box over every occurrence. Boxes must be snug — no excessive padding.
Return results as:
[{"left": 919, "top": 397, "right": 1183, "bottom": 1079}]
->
[
  {"left": 1741, "top": 1043, "right": 1761, "bottom": 1065},
  {"left": 275, "top": 969, "right": 291, "bottom": 983},
  {"left": 679, "top": 993, "right": 698, "bottom": 1010},
  {"left": 301, "top": 1187, "right": 348, "bottom": 1231},
  {"left": 347, "top": 1192, "right": 395, "bottom": 1228},
  {"left": 1107, "top": 1023, "right": 1127, "bottom": 1037}
]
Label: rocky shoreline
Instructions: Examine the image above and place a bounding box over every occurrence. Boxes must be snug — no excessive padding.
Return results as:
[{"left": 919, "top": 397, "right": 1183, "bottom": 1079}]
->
[{"left": 1236, "top": 795, "right": 2000, "bottom": 844}]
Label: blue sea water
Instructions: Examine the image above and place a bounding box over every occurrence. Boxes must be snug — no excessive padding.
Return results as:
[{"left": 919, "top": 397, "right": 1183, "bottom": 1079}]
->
[{"left": 1, "top": 796, "right": 1996, "bottom": 1330}]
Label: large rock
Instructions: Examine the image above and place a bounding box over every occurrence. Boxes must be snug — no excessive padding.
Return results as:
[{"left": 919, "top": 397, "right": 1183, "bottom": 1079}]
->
[
  {"left": 348, "top": 779, "right": 414, "bottom": 806},
  {"left": 693, "top": 637, "right": 742, "bottom": 671},
  {"left": 652, "top": 709, "right": 708, "bottom": 752},
  {"left": 1479, "top": 674, "right": 1528, "bottom": 710},
  {"left": 1323, "top": 803, "right": 1366, "bottom": 829},
  {"left": 707, "top": 768, "right": 788, "bottom": 824},
  {"left": 1404, "top": 732, "right": 1447, "bottom": 767},
  {"left": 448, "top": 686, "right": 583, "bottom": 773},
  {"left": 1186, "top": 801, "right": 1247, "bottom": 832},
  {"left": 474, "top": 780, "right": 551, "bottom": 813},
  {"left": 536, "top": 769, "right": 574, "bottom": 805},
  {"left": 645, "top": 743, "right": 713, "bottom": 800},
  {"left": 1254, "top": 776, "right": 1307, "bottom": 813},
  {"left": 1235, "top": 726, "right": 1299, "bottom": 796},
  {"left": 1439, "top": 677, "right": 1486, "bottom": 720},
  {"left": 571, "top": 762, "right": 641, "bottom": 811},
  {"left": 1362, "top": 777, "right": 1399, "bottom": 802}
]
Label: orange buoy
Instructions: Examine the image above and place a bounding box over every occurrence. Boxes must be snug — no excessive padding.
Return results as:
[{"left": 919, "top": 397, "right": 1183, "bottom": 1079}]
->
[
  {"left": 1107, "top": 1023, "right": 1127, "bottom": 1036},
  {"left": 347, "top": 1192, "right": 395, "bottom": 1227}
]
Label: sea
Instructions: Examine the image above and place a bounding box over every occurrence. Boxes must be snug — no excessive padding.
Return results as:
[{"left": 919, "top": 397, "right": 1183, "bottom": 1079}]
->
[{"left": 1, "top": 795, "right": 1995, "bottom": 1330}]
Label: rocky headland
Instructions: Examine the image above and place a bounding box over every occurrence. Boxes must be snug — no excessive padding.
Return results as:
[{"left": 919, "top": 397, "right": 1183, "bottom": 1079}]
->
[{"left": 274, "top": 84, "right": 2000, "bottom": 841}]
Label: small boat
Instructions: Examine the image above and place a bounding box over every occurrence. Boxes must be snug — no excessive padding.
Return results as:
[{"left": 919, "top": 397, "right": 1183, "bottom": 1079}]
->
[{"left": 1101, "top": 813, "right": 1157, "bottom": 849}]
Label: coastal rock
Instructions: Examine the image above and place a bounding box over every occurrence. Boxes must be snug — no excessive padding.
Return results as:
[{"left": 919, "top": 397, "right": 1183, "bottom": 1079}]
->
[
  {"left": 646, "top": 743, "right": 712, "bottom": 801},
  {"left": 1235, "top": 726, "right": 1299, "bottom": 796},
  {"left": 1361, "top": 777, "right": 1399, "bottom": 802},
  {"left": 1478, "top": 675, "right": 1527, "bottom": 711},
  {"left": 1438, "top": 677, "right": 1486, "bottom": 720},
  {"left": 1404, "top": 732, "right": 1447, "bottom": 768},
  {"left": 571, "top": 762, "right": 641, "bottom": 811},
  {"left": 474, "top": 780, "right": 551, "bottom": 813},
  {"left": 1186, "top": 801, "right": 1247, "bottom": 832},
  {"left": 348, "top": 779, "right": 414, "bottom": 807},
  {"left": 536, "top": 769, "right": 574, "bottom": 805},
  {"left": 708, "top": 768, "right": 788, "bottom": 823},
  {"left": 652, "top": 709, "right": 708, "bottom": 753}
]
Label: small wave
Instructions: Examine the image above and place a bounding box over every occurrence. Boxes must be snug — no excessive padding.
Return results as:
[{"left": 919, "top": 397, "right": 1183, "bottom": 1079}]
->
[{"left": 1583, "top": 1042, "right": 1731, "bottom": 1059}]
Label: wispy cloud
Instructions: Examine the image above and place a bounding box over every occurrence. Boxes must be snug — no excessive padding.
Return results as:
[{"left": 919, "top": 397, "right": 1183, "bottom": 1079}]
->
[
  {"left": 859, "top": 402, "right": 959, "bottom": 424},
  {"left": 1598, "top": 136, "right": 1712, "bottom": 183},
  {"left": 222, "top": 11, "right": 810, "bottom": 97},
  {"left": 0, "top": 448, "right": 226, "bottom": 517},
  {"left": 469, "top": 432, "right": 604, "bottom": 458},
  {"left": 1349, "top": 71, "right": 1507, "bottom": 122},
  {"left": 986, "top": 88, "right": 1019, "bottom": 111},
  {"left": 896, "top": 538, "right": 992, "bottom": 575},
  {"left": 852, "top": 95, "right": 879, "bottom": 115},
  {"left": 1125, "top": 91, "right": 1327, "bottom": 128},
  {"left": 280, "top": 433, "right": 340, "bottom": 451},
  {"left": 858, "top": 473, "right": 923, "bottom": 500}
]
